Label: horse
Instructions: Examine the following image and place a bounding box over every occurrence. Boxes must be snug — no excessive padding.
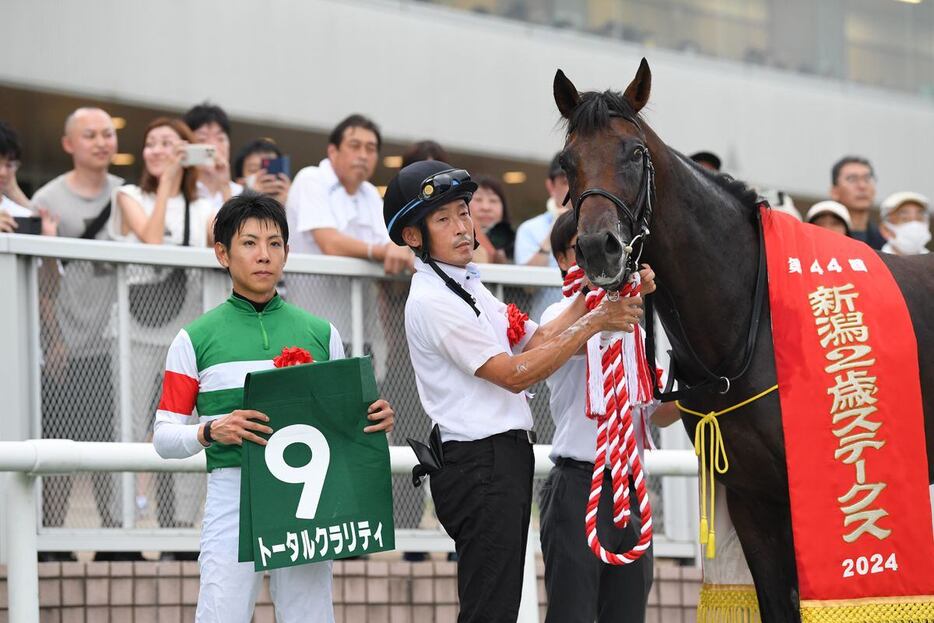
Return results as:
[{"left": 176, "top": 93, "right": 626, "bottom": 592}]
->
[{"left": 552, "top": 58, "right": 934, "bottom": 622}]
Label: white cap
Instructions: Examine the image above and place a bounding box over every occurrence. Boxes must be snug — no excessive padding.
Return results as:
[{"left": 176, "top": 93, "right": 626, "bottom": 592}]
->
[
  {"left": 880, "top": 191, "right": 930, "bottom": 221},
  {"left": 806, "top": 200, "right": 853, "bottom": 231},
  {"left": 760, "top": 189, "right": 802, "bottom": 221}
]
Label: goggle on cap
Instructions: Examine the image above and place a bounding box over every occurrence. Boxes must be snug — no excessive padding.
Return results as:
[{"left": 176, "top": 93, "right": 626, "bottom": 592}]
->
[{"left": 383, "top": 160, "right": 478, "bottom": 246}]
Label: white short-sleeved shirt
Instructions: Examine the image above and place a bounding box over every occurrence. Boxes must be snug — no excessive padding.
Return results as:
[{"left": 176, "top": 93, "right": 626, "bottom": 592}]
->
[
  {"left": 109, "top": 185, "right": 215, "bottom": 248},
  {"left": 541, "top": 296, "right": 596, "bottom": 462},
  {"left": 405, "top": 258, "right": 538, "bottom": 442},
  {"left": 285, "top": 158, "right": 389, "bottom": 255},
  {"left": 1, "top": 195, "right": 32, "bottom": 217},
  {"left": 197, "top": 180, "right": 243, "bottom": 212}
]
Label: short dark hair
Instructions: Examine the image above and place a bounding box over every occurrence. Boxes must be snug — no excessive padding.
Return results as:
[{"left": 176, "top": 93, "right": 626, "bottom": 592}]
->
[
  {"left": 550, "top": 209, "right": 578, "bottom": 266},
  {"left": 183, "top": 102, "right": 231, "bottom": 135},
  {"left": 473, "top": 175, "right": 511, "bottom": 225},
  {"left": 213, "top": 191, "right": 289, "bottom": 250},
  {"left": 548, "top": 152, "right": 565, "bottom": 180},
  {"left": 401, "top": 140, "right": 449, "bottom": 168},
  {"left": 328, "top": 114, "right": 381, "bottom": 151},
  {"left": 831, "top": 156, "right": 874, "bottom": 185},
  {"left": 0, "top": 121, "right": 22, "bottom": 161},
  {"left": 232, "top": 138, "right": 282, "bottom": 179}
]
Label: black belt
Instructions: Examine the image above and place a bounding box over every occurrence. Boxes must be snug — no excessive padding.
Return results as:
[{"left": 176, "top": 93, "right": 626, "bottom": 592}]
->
[
  {"left": 409, "top": 427, "right": 536, "bottom": 489},
  {"left": 443, "top": 428, "right": 537, "bottom": 449},
  {"left": 497, "top": 429, "right": 537, "bottom": 444},
  {"left": 555, "top": 457, "right": 595, "bottom": 471}
]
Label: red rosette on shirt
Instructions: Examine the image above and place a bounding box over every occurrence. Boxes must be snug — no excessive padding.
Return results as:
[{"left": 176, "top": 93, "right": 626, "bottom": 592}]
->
[
  {"left": 505, "top": 303, "right": 529, "bottom": 347},
  {"left": 273, "top": 346, "right": 314, "bottom": 368}
]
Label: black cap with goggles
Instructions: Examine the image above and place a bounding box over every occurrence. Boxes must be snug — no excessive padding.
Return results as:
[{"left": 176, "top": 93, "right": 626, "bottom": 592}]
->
[{"left": 384, "top": 161, "right": 477, "bottom": 246}]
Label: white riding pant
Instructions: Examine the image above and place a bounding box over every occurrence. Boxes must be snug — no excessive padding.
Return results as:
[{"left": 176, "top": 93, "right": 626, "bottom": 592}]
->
[{"left": 195, "top": 467, "right": 334, "bottom": 623}]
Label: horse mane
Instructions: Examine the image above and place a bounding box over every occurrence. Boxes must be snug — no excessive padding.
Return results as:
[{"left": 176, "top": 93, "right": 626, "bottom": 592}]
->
[{"left": 678, "top": 152, "right": 761, "bottom": 211}]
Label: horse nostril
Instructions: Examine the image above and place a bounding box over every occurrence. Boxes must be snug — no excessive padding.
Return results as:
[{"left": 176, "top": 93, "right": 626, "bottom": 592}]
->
[
  {"left": 575, "top": 240, "right": 586, "bottom": 268},
  {"left": 604, "top": 232, "right": 622, "bottom": 258}
]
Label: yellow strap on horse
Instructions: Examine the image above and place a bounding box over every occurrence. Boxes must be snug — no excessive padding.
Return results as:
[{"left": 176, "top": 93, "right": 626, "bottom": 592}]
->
[{"left": 676, "top": 384, "right": 779, "bottom": 558}]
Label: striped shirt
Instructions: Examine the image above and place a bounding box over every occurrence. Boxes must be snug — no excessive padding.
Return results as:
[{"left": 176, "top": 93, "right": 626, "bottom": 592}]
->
[{"left": 153, "top": 292, "right": 344, "bottom": 471}]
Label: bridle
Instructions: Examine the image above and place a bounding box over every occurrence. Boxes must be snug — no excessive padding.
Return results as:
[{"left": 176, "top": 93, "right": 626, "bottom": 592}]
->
[
  {"left": 566, "top": 132, "right": 768, "bottom": 403},
  {"left": 569, "top": 143, "right": 656, "bottom": 286}
]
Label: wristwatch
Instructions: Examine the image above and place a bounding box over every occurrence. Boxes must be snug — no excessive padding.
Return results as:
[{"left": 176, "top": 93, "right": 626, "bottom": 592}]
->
[{"left": 202, "top": 420, "right": 215, "bottom": 446}]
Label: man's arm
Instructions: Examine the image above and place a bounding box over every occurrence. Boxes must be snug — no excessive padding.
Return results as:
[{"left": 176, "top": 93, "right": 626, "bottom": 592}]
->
[
  {"left": 152, "top": 331, "right": 274, "bottom": 458},
  {"left": 476, "top": 296, "right": 643, "bottom": 393},
  {"left": 313, "top": 229, "right": 413, "bottom": 274},
  {"left": 152, "top": 331, "right": 206, "bottom": 458},
  {"left": 651, "top": 402, "right": 681, "bottom": 428},
  {"left": 525, "top": 265, "right": 657, "bottom": 353}
]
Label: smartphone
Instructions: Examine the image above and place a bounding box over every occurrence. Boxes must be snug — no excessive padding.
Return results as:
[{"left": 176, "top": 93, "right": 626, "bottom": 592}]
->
[
  {"left": 181, "top": 144, "right": 217, "bottom": 167},
  {"left": 261, "top": 155, "right": 291, "bottom": 178},
  {"left": 13, "top": 216, "right": 42, "bottom": 235}
]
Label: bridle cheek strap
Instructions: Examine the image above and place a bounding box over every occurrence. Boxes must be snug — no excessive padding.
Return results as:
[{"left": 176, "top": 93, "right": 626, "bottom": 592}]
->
[{"left": 572, "top": 147, "right": 656, "bottom": 276}]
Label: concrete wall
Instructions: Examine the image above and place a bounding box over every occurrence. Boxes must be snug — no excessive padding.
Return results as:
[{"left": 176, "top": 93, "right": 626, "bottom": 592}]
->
[{"left": 2, "top": 0, "right": 933, "bottom": 199}]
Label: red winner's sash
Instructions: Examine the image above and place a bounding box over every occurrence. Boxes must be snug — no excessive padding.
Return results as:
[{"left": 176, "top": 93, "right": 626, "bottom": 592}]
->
[{"left": 763, "top": 207, "right": 934, "bottom": 621}]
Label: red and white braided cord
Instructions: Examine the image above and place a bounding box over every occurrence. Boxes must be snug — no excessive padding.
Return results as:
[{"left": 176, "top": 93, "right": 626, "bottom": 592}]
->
[{"left": 563, "top": 266, "right": 653, "bottom": 565}]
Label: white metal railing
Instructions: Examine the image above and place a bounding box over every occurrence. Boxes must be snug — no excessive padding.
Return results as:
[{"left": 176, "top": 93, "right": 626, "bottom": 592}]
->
[
  {"left": 0, "top": 233, "right": 701, "bottom": 619},
  {"left": 0, "top": 440, "right": 698, "bottom": 623}
]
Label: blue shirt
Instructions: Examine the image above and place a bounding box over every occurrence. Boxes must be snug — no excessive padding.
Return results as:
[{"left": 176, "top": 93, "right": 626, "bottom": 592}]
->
[{"left": 514, "top": 211, "right": 558, "bottom": 268}]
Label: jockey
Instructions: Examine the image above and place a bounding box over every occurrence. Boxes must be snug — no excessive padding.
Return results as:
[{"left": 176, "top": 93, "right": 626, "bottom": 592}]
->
[
  {"left": 384, "top": 159, "right": 645, "bottom": 622},
  {"left": 152, "top": 193, "right": 395, "bottom": 623}
]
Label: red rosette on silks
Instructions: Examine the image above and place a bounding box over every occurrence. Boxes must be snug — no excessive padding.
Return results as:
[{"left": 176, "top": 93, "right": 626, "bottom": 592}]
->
[
  {"left": 505, "top": 303, "right": 529, "bottom": 347},
  {"left": 273, "top": 346, "right": 314, "bottom": 368}
]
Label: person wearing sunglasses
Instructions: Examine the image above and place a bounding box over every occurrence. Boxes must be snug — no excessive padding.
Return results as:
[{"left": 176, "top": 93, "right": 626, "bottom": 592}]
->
[{"left": 383, "top": 160, "right": 646, "bottom": 622}]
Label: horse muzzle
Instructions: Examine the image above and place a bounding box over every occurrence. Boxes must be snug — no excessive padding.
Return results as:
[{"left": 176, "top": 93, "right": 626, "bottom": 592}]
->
[{"left": 576, "top": 231, "right": 628, "bottom": 289}]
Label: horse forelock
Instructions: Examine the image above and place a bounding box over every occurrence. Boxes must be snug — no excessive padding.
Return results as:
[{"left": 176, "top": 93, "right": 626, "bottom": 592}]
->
[{"left": 563, "top": 89, "right": 641, "bottom": 137}]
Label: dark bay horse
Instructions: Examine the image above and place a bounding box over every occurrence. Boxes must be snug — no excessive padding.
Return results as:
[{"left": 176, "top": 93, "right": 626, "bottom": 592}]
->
[{"left": 553, "top": 59, "right": 934, "bottom": 623}]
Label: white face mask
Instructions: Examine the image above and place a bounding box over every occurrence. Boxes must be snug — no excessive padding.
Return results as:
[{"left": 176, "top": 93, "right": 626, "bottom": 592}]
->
[{"left": 886, "top": 220, "right": 932, "bottom": 255}]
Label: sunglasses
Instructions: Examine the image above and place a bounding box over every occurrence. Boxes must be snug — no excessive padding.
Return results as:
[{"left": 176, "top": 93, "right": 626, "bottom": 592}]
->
[
  {"left": 417, "top": 169, "right": 471, "bottom": 201},
  {"left": 388, "top": 169, "right": 473, "bottom": 234}
]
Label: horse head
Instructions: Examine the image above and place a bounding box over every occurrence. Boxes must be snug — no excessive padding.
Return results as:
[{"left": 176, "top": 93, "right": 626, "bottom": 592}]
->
[{"left": 553, "top": 58, "right": 658, "bottom": 291}]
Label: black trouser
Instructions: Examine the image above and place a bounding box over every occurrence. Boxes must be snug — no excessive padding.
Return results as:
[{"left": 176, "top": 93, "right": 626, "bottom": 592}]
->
[
  {"left": 539, "top": 459, "right": 653, "bottom": 623},
  {"left": 430, "top": 430, "right": 534, "bottom": 623}
]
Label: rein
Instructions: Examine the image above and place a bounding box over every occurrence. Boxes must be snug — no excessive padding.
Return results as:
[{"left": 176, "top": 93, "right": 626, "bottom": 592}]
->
[
  {"left": 644, "top": 205, "right": 769, "bottom": 403},
  {"left": 563, "top": 267, "right": 654, "bottom": 566}
]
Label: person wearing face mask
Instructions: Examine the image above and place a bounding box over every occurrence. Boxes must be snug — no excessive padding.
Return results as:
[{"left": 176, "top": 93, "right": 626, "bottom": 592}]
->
[{"left": 880, "top": 192, "right": 932, "bottom": 255}]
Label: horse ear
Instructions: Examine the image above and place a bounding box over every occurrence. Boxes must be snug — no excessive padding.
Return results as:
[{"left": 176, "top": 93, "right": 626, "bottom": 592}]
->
[
  {"left": 623, "top": 58, "right": 652, "bottom": 113},
  {"left": 554, "top": 69, "right": 580, "bottom": 119}
]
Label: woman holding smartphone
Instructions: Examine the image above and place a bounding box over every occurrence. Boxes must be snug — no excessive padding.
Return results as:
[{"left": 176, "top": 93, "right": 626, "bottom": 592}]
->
[
  {"left": 109, "top": 117, "right": 216, "bottom": 545},
  {"left": 110, "top": 117, "right": 215, "bottom": 246}
]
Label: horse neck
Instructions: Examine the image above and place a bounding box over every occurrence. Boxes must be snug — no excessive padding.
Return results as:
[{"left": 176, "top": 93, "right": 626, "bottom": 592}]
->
[{"left": 643, "top": 152, "right": 762, "bottom": 386}]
